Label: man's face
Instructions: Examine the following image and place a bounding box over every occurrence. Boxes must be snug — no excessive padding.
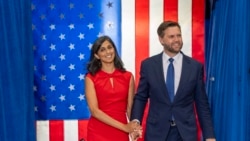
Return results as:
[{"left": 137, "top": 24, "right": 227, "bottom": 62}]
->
[{"left": 159, "top": 26, "right": 183, "bottom": 56}]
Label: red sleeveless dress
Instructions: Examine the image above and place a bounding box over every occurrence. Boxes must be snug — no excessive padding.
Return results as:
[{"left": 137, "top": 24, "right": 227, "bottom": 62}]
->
[{"left": 86, "top": 69, "right": 132, "bottom": 141}]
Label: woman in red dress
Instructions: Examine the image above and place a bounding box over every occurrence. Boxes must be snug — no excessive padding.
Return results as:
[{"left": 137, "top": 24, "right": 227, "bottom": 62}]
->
[{"left": 85, "top": 36, "right": 139, "bottom": 141}]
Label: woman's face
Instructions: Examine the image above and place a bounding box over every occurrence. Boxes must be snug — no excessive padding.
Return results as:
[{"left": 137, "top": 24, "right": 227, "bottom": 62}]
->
[{"left": 94, "top": 40, "right": 115, "bottom": 64}]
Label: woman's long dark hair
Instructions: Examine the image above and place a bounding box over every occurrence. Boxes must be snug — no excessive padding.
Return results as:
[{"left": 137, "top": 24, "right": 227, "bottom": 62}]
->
[{"left": 87, "top": 36, "right": 125, "bottom": 75}]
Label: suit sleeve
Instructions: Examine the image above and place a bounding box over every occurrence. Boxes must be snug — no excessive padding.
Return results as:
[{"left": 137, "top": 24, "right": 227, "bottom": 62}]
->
[
  {"left": 130, "top": 60, "right": 150, "bottom": 122},
  {"left": 195, "top": 64, "right": 215, "bottom": 138}
]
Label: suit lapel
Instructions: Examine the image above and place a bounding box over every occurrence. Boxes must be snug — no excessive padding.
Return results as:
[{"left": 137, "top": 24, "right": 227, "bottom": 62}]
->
[
  {"left": 152, "top": 53, "right": 166, "bottom": 85},
  {"left": 152, "top": 53, "right": 171, "bottom": 101}
]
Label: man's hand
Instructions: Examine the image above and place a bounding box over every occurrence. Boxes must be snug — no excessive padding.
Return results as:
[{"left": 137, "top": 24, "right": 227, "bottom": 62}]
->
[
  {"left": 129, "top": 120, "right": 143, "bottom": 141},
  {"left": 206, "top": 138, "right": 216, "bottom": 141}
]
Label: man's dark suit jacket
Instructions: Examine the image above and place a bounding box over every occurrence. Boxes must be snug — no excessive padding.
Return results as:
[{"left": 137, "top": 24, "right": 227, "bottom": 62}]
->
[{"left": 131, "top": 52, "right": 215, "bottom": 141}]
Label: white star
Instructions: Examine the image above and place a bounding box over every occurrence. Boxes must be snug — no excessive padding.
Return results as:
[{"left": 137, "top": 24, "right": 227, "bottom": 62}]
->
[
  {"left": 49, "top": 24, "right": 56, "bottom": 30},
  {"left": 33, "top": 45, "right": 36, "bottom": 50},
  {"left": 32, "top": 24, "right": 36, "bottom": 31},
  {"left": 69, "top": 104, "right": 76, "bottom": 111},
  {"left": 34, "top": 106, "right": 38, "bottom": 112},
  {"left": 97, "top": 32, "right": 104, "bottom": 37},
  {"left": 40, "top": 14, "right": 46, "bottom": 20},
  {"left": 79, "top": 13, "right": 84, "bottom": 19},
  {"left": 88, "top": 43, "right": 92, "bottom": 50},
  {"left": 106, "top": 21, "right": 114, "bottom": 29},
  {"left": 59, "top": 33, "right": 66, "bottom": 40},
  {"left": 49, "top": 84, "right": 56, "bottom": 91},
  {"left": 34, "top": 66, "right": 37, "bottom": 71},
  {"left": 78, "top": 94, "right": 85, "bottom": 101},
  {"left": 59, "top": 74, "right": 66, "bottom": 81},
  {"left": 69, "top": 64, "right": 75, "bottom": 70},
  {"left": 50, "top": 3, "right": 55, "bottom": 10},
  {"left": 59, "top": 54, "right": 66, "bottom": 61},
  {"left": 87, "top": 23, "right": 94, "bottom": 29},
  {"left": 68, "top": 24, "right": 75, "bottom": 30},
  {"left": 49, "top": 64, "right": 56, "bottom": 71},
  {"left": 68, "top": 43, "right": 75, "bottom": 50},
  {"left": 68, "top": 84, "right": 75, "bottom": 91},
  {"left": 50, "top": 44, "right": 56, "bottom": 50},
  {"left": 41, "top": 75, "right": 46, "bottom": 81},
  {"left": 59, "top": 13, "right": 65, "bottom": 19},
  {"left": 88, "top": 3, "right": 93, "bottom": 9},
  {"left": 69, "top": 3, "right": 74, "bottom": 9},
  {"left": 78, "top": 33, "right": 84, "bottom": 40},
  {"left": 41, "top": 35, "right": 46, "bottom": 40},
  {"left": 78, "top": 53, "right": 84, "bottom": 60},
  {"left": 41, "top": 55, "right": 47, "bottom": 61},
  {"left": 33, "top": 85, "right": 37, "bottom": 92},
  {"left": 78, "top": 74, "right": 85, "bottom": 80},
  {"left": 31, "top": 4, "right": 36, "bottom": 11},
  {"left": 50, "top": 105, "right": 56, "bottom": 112},
  {"left": 59, "top": 94, "right": 66, "bottom": 101},
  {"left": 41, "top": 95, "right": 46, "bottom": 102}
]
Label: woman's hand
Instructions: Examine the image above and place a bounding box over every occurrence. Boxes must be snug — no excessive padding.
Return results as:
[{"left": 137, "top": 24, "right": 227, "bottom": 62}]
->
[{"left": 129, "top": 121, "right": 143, "bottom": 141}]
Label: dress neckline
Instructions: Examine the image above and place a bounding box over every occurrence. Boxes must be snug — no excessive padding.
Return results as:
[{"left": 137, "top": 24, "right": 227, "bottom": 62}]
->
[{"left": 100, "top": 69, "right": 117, "bottom": 75}]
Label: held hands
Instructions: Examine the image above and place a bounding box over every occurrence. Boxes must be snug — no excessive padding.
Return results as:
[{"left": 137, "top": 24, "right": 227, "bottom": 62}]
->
[
  {"left": 128, "top": 121, "right": 143, "bottom": 141},
  {"left": 206, "top": 139, "right": 216, "bottom": 141}
]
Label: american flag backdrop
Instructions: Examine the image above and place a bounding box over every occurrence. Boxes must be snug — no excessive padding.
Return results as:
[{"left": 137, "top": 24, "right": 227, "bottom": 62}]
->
[{"left": 32, "top": 0, "right": 205, "bottom": 141}]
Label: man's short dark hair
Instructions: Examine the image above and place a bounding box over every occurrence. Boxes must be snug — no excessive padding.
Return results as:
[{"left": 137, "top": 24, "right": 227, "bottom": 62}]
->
[{"left": 157, "top": 21, "right": 181, "bottom": 37}]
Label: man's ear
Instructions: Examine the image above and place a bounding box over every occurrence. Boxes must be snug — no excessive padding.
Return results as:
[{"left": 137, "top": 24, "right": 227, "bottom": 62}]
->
[{"left": 158, "top": 36, "right": 163, "bottom": 44}]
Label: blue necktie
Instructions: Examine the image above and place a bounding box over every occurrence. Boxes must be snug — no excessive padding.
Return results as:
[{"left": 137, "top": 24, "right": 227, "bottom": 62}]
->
[{"left": 166, "top": 58, "right": 174, "bottom": 102}]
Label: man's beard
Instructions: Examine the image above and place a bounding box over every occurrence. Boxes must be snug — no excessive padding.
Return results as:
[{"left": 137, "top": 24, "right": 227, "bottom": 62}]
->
[{"left": 163, "top": 42, "right": 183, "bottom": 54}]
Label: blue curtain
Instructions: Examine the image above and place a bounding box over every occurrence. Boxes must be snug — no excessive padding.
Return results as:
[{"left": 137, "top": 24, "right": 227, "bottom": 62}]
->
[
  {"left": 205, "top": 0, "right": 250, "bottom": 140},
  {"left": 0, "top": 0, "right": 36, "bottom": 141}
]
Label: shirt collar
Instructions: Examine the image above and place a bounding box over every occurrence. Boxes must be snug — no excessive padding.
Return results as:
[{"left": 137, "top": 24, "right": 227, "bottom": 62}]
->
[{"left": 163, "top": 52, "right": 182, "bottom": 63}]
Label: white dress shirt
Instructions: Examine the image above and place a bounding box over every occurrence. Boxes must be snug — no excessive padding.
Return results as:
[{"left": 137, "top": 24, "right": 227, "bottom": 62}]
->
[{"left": 162, "top": 52, "right": 183, "bottom": 95}]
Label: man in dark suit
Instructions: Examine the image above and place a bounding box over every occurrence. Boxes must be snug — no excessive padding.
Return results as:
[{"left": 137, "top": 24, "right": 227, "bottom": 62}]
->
[{"left": 130, "top": 21, "right": 216, "bottom": 141}]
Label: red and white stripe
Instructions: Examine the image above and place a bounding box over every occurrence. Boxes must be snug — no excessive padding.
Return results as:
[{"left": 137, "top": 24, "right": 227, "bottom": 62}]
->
[
  {"left": 36, "top": 120, "right": 88, "bottom": 141},
  {"left": 36, "top": 0, "right": 205, "bottom": 140},
  {"left": 122, "top": 0, "right": 205, "bottom": 82}
]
